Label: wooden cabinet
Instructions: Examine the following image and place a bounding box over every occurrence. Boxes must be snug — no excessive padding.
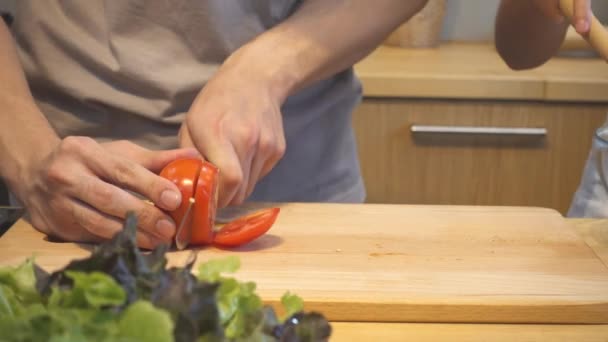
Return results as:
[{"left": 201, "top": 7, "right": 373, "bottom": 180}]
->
[
  {"left": 352, "top": 43, "right": 608, "bottom": 215},
  {"left": 352, "top": 99, "right": 608, "bottom": 214}
]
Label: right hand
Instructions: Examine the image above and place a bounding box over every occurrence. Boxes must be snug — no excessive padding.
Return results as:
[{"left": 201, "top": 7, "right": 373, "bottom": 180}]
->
[
  {"left": 180, "top": 55, "right": 287, "bottom": 209},
  {"left": 11, "top": 136, "right": 199, "bottom": 249}
]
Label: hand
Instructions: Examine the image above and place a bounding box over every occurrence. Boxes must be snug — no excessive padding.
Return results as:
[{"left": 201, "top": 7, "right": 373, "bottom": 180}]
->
[
  {"left": 12, "top": 137, "right": 199, "bottom": 249},
  {"left": 182, "top": 55, "right": 287, "bottom": 208},
  {"left": 532, "top": 0, "right": 592, "bottom": 34}
]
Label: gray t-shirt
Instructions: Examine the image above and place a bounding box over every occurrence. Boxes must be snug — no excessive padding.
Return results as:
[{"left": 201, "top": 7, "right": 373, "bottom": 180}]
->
[
  {"left": 11, "top": 0, "right": 366, "bottom": 203},
  {"left": 568, "top": 117, "right": 608, "bottom": 218}
]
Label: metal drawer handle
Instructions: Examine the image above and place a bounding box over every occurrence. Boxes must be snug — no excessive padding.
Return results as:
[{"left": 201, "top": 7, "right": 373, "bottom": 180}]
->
[{"left": 410, "top": 125, "right": 547, "bottom": 136}]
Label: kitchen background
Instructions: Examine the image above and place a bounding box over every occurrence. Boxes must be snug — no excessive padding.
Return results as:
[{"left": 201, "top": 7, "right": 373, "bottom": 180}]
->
[
  {"left": 0, "top": 0, "right": 606, "bottom": 41},
  {"left": 1, "top": 1, "right": 607, "bottom": 215}
]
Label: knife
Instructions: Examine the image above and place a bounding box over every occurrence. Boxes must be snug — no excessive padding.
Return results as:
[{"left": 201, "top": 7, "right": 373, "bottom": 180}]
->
[{"left": 175, "top": 197, "right": 195, "bottom": 250}]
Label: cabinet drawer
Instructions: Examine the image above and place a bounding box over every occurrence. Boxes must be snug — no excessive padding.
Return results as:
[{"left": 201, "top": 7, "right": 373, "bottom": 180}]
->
[{"left": 352, "top": 99, "right": 608, "bottom": 214}]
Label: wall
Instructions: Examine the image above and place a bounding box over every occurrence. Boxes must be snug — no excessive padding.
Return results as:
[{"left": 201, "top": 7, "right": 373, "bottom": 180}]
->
[
  {"left": 441, "top": 0, "right": 608, "bottom": 42},
  {"left": 1, "top": 0, "right": 605, "bottom": 41}
]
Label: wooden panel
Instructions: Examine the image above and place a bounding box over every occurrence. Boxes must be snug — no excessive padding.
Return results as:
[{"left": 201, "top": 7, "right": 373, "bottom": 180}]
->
[
  {"left": 354, "top": 43, "right": 608, "bottom": 102},
  {"left": 352, "top": 99, "right": 608, "bottom": 214},
  {"left": 1, "top": 203, "right": 608, "bottom": 324},
  {"left": 331, "top": 323, "right": 608, "bottom": 342}
]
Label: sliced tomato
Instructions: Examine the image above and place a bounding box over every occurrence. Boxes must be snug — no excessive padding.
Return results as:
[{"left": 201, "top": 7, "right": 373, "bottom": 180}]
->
[
  {"left": 160, "top": 158, "right": 278, "bottom": 248},
  {"left": 213, "top": 208, "right": 280, "bottom": 247},
  {"left": 159, "top": 158, "right": 219, "bottom": 245},
  {"left": 159, "top": 158, "right": 201, "bottom": 244}
]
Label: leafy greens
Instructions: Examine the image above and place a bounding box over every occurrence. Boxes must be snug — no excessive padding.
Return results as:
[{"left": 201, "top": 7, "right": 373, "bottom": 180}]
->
[{"left": 0, "top": 213, "right": 331, "bottom": 342}]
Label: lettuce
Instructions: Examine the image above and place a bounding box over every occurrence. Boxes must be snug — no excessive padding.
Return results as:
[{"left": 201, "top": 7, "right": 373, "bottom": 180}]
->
[{"left": 0, "top": 213, "right": 331, "bottom": 341}]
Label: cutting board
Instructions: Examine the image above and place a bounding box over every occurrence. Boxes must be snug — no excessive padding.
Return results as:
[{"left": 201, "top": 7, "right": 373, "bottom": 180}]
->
[{"left": 1, "top": 203, "right": 607, "bottom": 324}]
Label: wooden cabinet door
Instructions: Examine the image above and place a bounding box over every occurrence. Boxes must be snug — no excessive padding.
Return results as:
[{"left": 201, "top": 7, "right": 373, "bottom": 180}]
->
[{"left": 352, "top": 99, "right": 608, "bottom": 214}]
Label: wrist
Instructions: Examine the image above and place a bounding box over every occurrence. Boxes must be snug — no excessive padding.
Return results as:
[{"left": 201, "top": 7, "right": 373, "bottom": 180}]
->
[
  {"left": 0, "top": 105, "right": 60, "bottom": 194},
  {"left": 223, "top": 35, "right": 303, "bottom": 105}
]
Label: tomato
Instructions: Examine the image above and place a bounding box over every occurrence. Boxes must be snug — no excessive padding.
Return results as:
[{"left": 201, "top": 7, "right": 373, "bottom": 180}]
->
[
  {"left": 212, "top": 208, "right": 280, "bottom": 247},
  {"left": 159, "top": 158, "right": 200, "bottom": 245},
  {"left": 160, "top": 158, "right": 218, "bottom": 245},
  {"left": 159, "top": 158, "right": 279, "bottom": 248}
]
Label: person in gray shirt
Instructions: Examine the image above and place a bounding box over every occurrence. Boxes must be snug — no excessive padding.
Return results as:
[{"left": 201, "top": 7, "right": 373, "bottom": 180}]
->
[{"left": 0, "top": 1, "right": 429, "bottom": 248}]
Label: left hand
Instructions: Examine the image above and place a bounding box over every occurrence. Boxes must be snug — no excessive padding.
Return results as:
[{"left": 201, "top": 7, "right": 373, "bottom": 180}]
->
[{"left": 180, "top": 54, "right": 287, "bottom": 208}]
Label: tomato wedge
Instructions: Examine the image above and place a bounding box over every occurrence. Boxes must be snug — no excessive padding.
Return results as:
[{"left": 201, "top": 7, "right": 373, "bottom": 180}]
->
[
  {"left": 159, "top": 158, "right": 279, "bottom": 248},
  {"left": 213, "top": 208, "right": 280, "bottom": 247}
]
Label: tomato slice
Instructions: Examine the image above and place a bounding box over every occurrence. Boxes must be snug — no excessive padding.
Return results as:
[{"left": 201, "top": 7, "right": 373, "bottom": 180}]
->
[
  {"left": 190, "top": 161, "right": 218, "bottom": 245},
  {"left": 213, "top": 208, "right": 280, "bottom": 247}
]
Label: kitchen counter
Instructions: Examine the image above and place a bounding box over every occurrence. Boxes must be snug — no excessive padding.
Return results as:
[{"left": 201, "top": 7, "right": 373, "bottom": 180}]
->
[
  {"left": 1, "top": 210, "right": 607, "bottom": 341},
  {"left": 354, "top": 43, "right": 608, "bottom": 102},
  {"left": 332, "top": 218, "right": 608, "bottom": 341}
]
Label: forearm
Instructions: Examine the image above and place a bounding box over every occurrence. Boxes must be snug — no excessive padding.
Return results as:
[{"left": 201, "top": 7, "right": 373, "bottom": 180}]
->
[
  {"left": 0, "top": 22, "right": 59, "bottom": 187},
  {"left": 495, "top": 0, "right": 568, "bottom": 70},
  {"left": 225, "top": 0, "right": 428, "bottom": 103}
]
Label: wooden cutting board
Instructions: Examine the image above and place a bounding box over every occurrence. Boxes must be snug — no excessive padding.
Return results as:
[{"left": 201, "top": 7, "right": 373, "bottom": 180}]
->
[{"left": 1, "top": 203, "right": 607, "bottom": 324}]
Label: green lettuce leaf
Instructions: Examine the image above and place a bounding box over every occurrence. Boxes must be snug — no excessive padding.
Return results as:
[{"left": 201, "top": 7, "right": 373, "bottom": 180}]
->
[
  {"left": 280, "top": 292, "right": 304, "bottom": 321},
  {"left": 118, "top": 300, "right": 173, "bottom": 342},
  {"left": 0, "top": 258, "right": 40, "bottom": 304},
  {"left": 197, "top": 256, "right": 265, "bottom": 339},
  {"left": 197, "top": 256, "right": 240, "bottom": 283},
  {"left": 48, "top": 271, "right": 126, "bottom": 309},
  {"left": 0, "top": 284, "right": 18, "bottom": 317}
]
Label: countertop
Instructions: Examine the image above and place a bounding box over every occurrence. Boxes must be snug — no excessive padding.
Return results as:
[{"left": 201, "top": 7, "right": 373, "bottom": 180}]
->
[
  {"left": 1, "top": 214, "right": 607, "bottom": 341},
  {"left": 354, "top": 43, "right": 608, "bottom": 102}
]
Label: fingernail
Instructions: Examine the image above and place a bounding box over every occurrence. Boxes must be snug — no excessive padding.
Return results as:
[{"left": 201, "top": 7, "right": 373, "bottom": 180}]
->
[
  {"left": 160, "top": 190, "right": 181, "bottom": 209},
  {"left": 576, "top": 19, "right": 589, "bottom": 33},
  {"left": 156, "top": 219, "right": 175, "bottom": 238}
]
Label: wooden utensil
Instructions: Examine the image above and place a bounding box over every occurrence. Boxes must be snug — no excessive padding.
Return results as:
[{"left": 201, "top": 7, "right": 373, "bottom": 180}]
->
[{"left": 560, "top": 0, "right": 608, "bottom": 61}]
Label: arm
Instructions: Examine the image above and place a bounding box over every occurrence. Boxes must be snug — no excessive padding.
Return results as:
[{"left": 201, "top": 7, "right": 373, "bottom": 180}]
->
[
  {"left": 237, "top": 0, "right": 430, "bottom": 102},
  {"left": 185, "top": 0, "right": 429, "bottom": 207},
  {"left": 0, "top": 21, "right": 196, "bottom": 248},
  {"left": 495, "top": 0, "right": 592, "bottom": 70},
  {"left": 0, "top": 21, "right": 60, "bottom": 197}
]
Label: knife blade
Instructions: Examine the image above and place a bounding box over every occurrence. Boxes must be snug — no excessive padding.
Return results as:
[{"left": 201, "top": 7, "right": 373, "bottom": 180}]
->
[{"left": 175, "top": 197, "right": 195, "bottom": 250}]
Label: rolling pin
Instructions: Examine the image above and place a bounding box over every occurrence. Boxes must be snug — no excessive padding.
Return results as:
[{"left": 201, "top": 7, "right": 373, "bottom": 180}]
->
[{"left": 559, "top": 0, "right": 608, "bottom": 61}]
